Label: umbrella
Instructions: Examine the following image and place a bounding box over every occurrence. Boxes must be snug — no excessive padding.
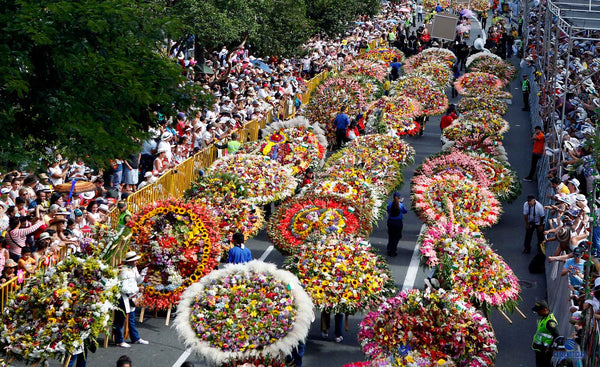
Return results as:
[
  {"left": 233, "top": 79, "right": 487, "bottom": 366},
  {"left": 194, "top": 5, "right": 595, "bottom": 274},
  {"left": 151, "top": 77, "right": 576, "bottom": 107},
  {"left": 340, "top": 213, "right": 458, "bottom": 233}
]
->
[
  {"left": 460, "top": 9, "right": 475, "bottom": 18},
  {"left": 250, "top": 59, "right": 272, "bottom": 73},
  {"left": 398, "top": 7, "right": 411, "bottom": 12},
  {"left": 195, "top": 63, "right": 214, "bottom": 75},
  {"left": 385, "top": 19, "right": 399, "bottom": 24}
]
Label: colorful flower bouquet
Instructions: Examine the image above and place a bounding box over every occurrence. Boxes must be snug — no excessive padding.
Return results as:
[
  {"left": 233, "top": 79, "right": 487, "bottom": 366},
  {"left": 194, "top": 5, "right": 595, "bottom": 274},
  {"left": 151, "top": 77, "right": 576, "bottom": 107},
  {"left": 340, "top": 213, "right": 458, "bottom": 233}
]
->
[
  {"left": 466, "top": 152, "right": 522, "bottom": 203},
  {"left": 174, "top": 261, "right": 314, "bottom": 366},
  {"left": 419, "top": 221, "right": 487, "bottom": 267},
  {"left": 404, "top": 48, "right": 456, "bottom": 72},
  {"left": 286, "top": 235, "right": 395, "bottom": 314},
  {"left": 358, "top": 288, "right": 497, "bottom": 366},
  {"left": 411, "top": 173, "right": 501, "bottom": 228},
  {"left": 454, "top": 72, "right": 512, "bottom": 98},
  {"left": 366, "top": 98, "right": 421, "bottom": 136},
  {"left": 128, "top": 199, "right": 221, "bottom": 310},
  {"left": 359, "top": 47, "right": 405, "bottom": 63},
  {"left": 347, "top": 134, "right": 416, "bottom": 167},
  {"left": 415, "top": 150, "right": 491, "bottom": 188},
  {"left": 267, "top": 194, "right": 373, "bottom": 255},
  {"left": 467, "top": 54, "right": 516, "bottom": 86},
  {"left": 470, "top": 0, "right": 491, "bottom": 12},
  {"left": 414, "top": 61, "right": 454, "bottom": 88},
  {"left": 457, "top": 97, "right": 508, "bottom": 115},
  {"left": 208, "top": 154, "right": 298, "bottom": 205},
  {"left": 444, "top": 135, "right": 509, "bottom": 162},
  {"left": 395, "top": 76, "right": 449, "bottom": 116},
  {"left": 325, "top": 145, "right": 404, "bottom": 193},
  {"left": 0, "top": 256, "right": 119, "bottom": 362},
  {"left": 220, "top": 356, "right": 287, "bottom": 367},
  {"left": 442, "top": 110, "right": 510, "bottom": 142},
  {"left": 422, "top": 0, "right": 451, "bottom": 10},
  {"left": 300, "top": 179, "right": 383, "bottom": 224},
  {"left": 343, "top": 59, "right": 389, "bottom": 82},
  {"left": 186, "top": 173, "right": 249, "bottom": 202}
]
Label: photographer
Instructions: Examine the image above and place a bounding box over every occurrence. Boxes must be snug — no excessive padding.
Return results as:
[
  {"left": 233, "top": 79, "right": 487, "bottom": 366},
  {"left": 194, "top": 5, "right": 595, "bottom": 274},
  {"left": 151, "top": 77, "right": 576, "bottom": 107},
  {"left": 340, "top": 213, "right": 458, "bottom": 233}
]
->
[{"left": 6, "top": 205, "right": 43, "bottom": 261}]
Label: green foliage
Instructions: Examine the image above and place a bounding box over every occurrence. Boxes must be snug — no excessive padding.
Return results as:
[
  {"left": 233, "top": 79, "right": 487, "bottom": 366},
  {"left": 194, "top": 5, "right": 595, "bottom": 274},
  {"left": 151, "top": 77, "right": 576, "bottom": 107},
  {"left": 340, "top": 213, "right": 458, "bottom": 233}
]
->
[
  {"left": 306, "top": 0, "right": 381, "bottom": 36},
  {"left": 0, "top": 0, "right": 210, "bottom": 170}
]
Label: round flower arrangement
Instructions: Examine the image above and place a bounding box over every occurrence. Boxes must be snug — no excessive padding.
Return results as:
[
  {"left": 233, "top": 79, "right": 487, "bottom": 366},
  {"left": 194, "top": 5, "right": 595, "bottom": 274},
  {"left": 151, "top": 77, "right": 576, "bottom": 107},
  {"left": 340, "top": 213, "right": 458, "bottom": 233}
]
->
[
  {"left": 454, "top": 72, "right": 512, "bottom": 98},
  {"left": 0, "top": 256, "right": 119, "bottom": 362},
  {"left": 457, "top": 96, "right": 508, "bottom": 115},
  {"left": 325, "top": 145, "right": 404, "bottom": 193},
  {"left": 174, "top": 261, "right": 314, "bottom": 366},
  {"left": 343, "top": 59, "right": 388, "bottom": 82},
  {"left": 419, "top": 221, "right": 487, "bottom": 267},
  {"left": 359, "top": 47, "right": 405, "bottom": 63},
  {"left": 128, "top": 199, "right": 221, "bottom": 310},
  {"left": 300, "top": 179, "right": 383, "bottom": 224},
  {"left": 320, "top": 166, "right": 375, "bottom": 189},
  {"left": 415, "top": 150, "right": 491, "bottom": 188},
  {"left": 267, "top": 194, "right": 373, "bottom": 255},
  {"left": 467, "top": 54, "right": 516, "bottom": 85},
  {"left": 304, "top": 77, "right": 368, "bottom": 145},
  {"left": 466, "top": 152, "right": 522, "bottom": 203},
  {"left": 395, "top": 76, "right": 449, "bottom": 116},
  {"left": 353, "top": 74, "right": 385, "bottom": 101},
  {"left": 404, "top": 48, "right": 456, "bottom": 72},
  {"left": 358, "top": 288, "right": 497, "bottom": 366},
  {"left": 220, "top": 356, "right": 287, "bottom": 367},
  {"left": 465, "top": 52, "right": 502, "bottom": 69},
  {"left": 411, "top": 173, "right": 501, "bottom": 228},
  {"left": 208, "top": 154, "right": 298, "bottom": 205},
  {"left": 470, "top": 0, "right": 491, "bottom": 12},
  {"left": 444, "top": 135, "right": 509, "bottom": 162},
  {"left": 422, "top": 0, "right": 451, "bottom": 10},
  {"left": 237, "top": 140, "right": 264, "bottom": 155},
  {"left": 441, "top": 110, "right": 510, "bottom": 142},
  {"left": 347, "top": 134, "right": 416, "bottom": 167},
  {"left": 186, "top": 173, "right": 249, "bottom": 202},
  {"left": 414, "top": 61, "right": 455, "bottom": 88},
  {"left": 366, "top": 98, "right": 422, "bottom": 137},
  {"left": 286, "top": 235, "right": 396, "bottom": 314}
]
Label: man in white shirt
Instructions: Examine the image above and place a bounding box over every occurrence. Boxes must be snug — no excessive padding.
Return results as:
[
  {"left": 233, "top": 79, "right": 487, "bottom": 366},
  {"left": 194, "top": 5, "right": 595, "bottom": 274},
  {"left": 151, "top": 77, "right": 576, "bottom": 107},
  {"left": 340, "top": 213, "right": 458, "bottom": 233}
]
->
[{"left": 523, "top": 195, "right": 545, "bottom": 254}]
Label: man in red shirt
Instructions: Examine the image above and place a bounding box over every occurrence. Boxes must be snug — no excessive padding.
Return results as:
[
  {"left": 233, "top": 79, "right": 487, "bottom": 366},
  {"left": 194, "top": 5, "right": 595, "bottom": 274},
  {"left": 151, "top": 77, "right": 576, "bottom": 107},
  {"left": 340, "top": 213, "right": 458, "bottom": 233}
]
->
[
  {"left": 524, "top": 126, "right": 545, "bottom": 181},
  {"left": 440, "top": 105, "right": 457, "bottom": 131}
]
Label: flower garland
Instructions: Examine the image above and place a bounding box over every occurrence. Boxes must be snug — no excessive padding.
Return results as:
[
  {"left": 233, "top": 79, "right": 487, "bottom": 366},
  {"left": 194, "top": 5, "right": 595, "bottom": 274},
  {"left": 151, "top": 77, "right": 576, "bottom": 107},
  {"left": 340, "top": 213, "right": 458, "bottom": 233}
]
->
[
  {"left": 457, "top": 97, "right": 508, "bottom": 115},
  {"left": 0, "top": 256, "right": 119, "bottom": 362},
  {"left": 466, "top": 152, "right": 522, "bottom": 203},
  {"left": 395, "top": 76, "right": 449, "bottom": 116},
  {"left": 186, "top": 173, "right": 249, "bottom": 202},
  {"left": 411, "top": 173, "right": 501, "bottom": 228},
  {"left": 454, "top": 72, "right": 512, "bottom": 98},
  {"left": 358, "top": 288, "right": 497, "bottom": 366},
  {"left": 415, "top": 150, "right": 491, "bottom": 188},
  {"left": 267, "top": 194, "right": 373, "bottom": 255},
  {"left": 359, "top": 47, "right": 405, "bottom": 63},
  {"left": 174, "top": 261, "right": 314, "bottom": 366},
  {"left": 467, "top": 55, "right": 516, "bottom": 86},
  {"left": 414, "top": 61, "right": 454, "bottom": 88},
  {"left": 128, "top": 199, "right": 220, "bottom": 310},
  {"left": 208, "top": 154, "right": 298, "bottom": 205},
  {"left": 347, "top": 134, "right": 416, "bottom": 167},
  {"left": 470, "top": 0, "right": 491, "bottom": 12},
  {"left": 442, "top": 110, "right": 510, "bottom": 142},
  {"left": 343, "top": 59, "right": 389, "bottom": 82},
  {"left": 300, "top": 178, "right": 384, "bottom": 224},
  {"left": 285, "top": 235, "right": 396, "bottom": 314}
]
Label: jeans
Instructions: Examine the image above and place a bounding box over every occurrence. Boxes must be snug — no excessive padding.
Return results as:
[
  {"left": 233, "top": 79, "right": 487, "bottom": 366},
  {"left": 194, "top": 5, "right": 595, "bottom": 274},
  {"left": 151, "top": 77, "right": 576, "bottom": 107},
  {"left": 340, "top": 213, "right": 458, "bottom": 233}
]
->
[
  {"left": 335, "top": 129, "right": 347, "bottom": 149},
  {"left": 321, "top": 312, "right": 343, "bottom": 337},
  {"left": 524, "top": 224, "right": 544, "bottom": 253},
  {"left": 535, "top": 348, "right": 553, "bottom": 367},
  {"left": 113, "top": 298, "right": 141, "bottom": 343},
  {"left": 286, "top": 342, "right": 305, "bottom": 367},
  {"left": 523, "top": 91, "right": 530, "bottom": 110},
  {"left": 67, "top": 351, "right": 86, "bottom": 367},
  {"left": 387, "top": 220, "right": 403, "bottom": 255},
  {"left": 526, "top": 153, "right": 542, "bottom": 179}
]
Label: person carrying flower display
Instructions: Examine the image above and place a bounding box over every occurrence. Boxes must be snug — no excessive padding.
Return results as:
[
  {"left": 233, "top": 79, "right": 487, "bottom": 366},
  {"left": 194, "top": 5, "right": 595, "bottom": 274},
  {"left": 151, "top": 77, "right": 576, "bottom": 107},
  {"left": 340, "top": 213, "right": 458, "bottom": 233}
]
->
[
  {"left": 386, "top": 192, "right": 407, "bottom": 257},
  {"left": 532, "top": 300, "right": 561, "bottom": 367},
  {"left": 321, "top": 312, "right": 344, "bottom": 343},
  {"left": 334, "top": 106, "right": 351, "bottom": 149},
  {"left": 113, "top": 251, "right": 150, "bottom": 348},
  {"left": 226, "top": 231, "right": 252, "bottom": 264}
]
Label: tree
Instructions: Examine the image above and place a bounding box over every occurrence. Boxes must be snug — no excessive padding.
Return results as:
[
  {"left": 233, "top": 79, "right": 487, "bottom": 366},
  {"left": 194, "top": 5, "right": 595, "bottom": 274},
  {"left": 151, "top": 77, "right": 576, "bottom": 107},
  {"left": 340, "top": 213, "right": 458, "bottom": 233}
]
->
[
  {"left": 306, "top": 0, "right": 381, "bottom": 36},
  {"left": 0, "top": 0, "right": 209, "bottom": 170}
]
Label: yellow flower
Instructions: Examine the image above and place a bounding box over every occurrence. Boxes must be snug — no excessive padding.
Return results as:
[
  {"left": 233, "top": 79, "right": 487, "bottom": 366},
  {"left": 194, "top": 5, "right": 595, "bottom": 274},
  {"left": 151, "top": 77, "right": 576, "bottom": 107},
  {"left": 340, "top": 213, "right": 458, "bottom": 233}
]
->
[{"left": 406, "top": 356, "right": 414, "bottom": 363}]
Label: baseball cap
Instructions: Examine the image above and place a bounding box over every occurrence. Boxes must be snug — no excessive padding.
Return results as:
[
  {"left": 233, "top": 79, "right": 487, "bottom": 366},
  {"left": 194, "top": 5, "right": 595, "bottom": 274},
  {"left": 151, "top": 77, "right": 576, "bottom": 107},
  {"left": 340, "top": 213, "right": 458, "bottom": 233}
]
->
[
  {"left": 573, "top": 246, "right": 584, "bottom": 256},
  {"left": 532, "top": 300, "right": 549, "bottom": 312}
]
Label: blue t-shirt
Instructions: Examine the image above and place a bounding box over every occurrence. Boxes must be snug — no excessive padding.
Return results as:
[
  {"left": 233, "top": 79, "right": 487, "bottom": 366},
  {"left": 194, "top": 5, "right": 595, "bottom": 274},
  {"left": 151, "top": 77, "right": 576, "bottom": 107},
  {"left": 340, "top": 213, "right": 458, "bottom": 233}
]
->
[
  {"left": 563, "top": 258, "right": 584, "bottom": 286},
  {"left": 390, "top": 62, "right": 402, "bottom": 71},
  {"left": 387, "top": 201, "right": 407, "bottom": 225},
  {"left": 227, "top": 245, "right": 253, "bottom": 264},
  {"left": 334, "top": 113, "right": 350, "bottom": 130}
]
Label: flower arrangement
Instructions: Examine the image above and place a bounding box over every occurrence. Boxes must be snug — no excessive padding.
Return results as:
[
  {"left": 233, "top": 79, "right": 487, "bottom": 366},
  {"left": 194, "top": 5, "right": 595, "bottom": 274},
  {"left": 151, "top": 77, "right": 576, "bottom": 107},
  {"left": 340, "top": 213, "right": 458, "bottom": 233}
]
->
[
  {"left": 300, "top": 179, "right": 384, "bottom": 224},
  {"left": 128, "top": 199, "right": 221, "bottom": 310},
  {"left": 347, "top": 134, "right": 416, "bottom": 167},
  {"left": 267, "top": 195, "right": 373, "bottom": 255},
  {"left": 320, "top": 166, "right": 375, "bottom": 189},
  {"left": 174, "top": 261, "right": 314, "bottom": 366},
  {"left": 343, "top": 59, "right": 388, "bottom": 82},
  {"left": 454, "top": 72, "right": 512, "bottom": 98},
  {"left": 470, "top": 0, "right": 491, "bottom": 12},
  {"left": 237, "top": 140, "right": 264, "bottom": 155},
  {"left": 467, "top": 54, "right": 516, "bottom": 85},
  {"left": 415, "top": 150, "right": 491, "bottom": 188},
  {"left": 285, "top": 235, "right": 396, "bottom": 314},
  {"left": 414, "top": 61, "right": 454, "bottom": 88},
  {"left": 419, "top": 221, "right": 487, "bottom": 267},
  {"left": 466, "top": 152, "right": 522, "bottom": 203},
  {"left": 422, "top": 0, "right": 451, "bottom": 10},
  {"left": 358, "top": 288, "right": 497, "bottom": 366},
  {"left": 395, "top": 76, "right": 449, "bottom": 116},
  {"left": 304, "top": 77, "right": 368, "bottom": 145},
  {"left": 457, "top": 97, "right": 508, "bottom": 115},
  {"left": 325, "top": 145, "right": 404, "bottom": 192},
  {"left": 404, "top": 49, "right": 456, "bottom": 73},
  {"left": 186, "top": 173, "right": 249, "bottom": 202},
  {"left": 442, "top": 110, "right": 510, "bottom": 142},
  {"left": 0, "top": 256, "right": 119, "bottom": 362},
  {"left": 366, "top": 98, "right": 422, "bottom": 136},
  {"left": 353, "top": 74, "right": 385, "bottom": 101},
  {"left": 220, "top": 356, "right": 287, "bottom": 367},
  {"left": 444, "top": 135, "right": 509, "bottom": 162},
  {"left": 411, "top": 173, "right": 501, "bottom": 228},
  {"left": 359, "top": 47, "right": 405, "bottom": 63},
  {"left": 208, "top": 154, "right": 298, "bottom": 205},
  {"left": 343, "top": 362, "right": 391, "bottom": 367}
]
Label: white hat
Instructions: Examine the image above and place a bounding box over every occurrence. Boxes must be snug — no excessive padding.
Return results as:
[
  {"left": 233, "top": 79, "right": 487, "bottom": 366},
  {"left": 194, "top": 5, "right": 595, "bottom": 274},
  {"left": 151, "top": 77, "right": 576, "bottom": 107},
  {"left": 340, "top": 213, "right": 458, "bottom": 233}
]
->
[
  {"left": 38, "top": 232, "right": 52, "bottom": 241},
  {"left": 568, "top": 178, "right": 581, "bottom": 188},
  {"left": 595, "top": 277, "right": 600, "bottom": 289},
  {"left": 161, "top": 132, "right": 172, "bottom": 141},
  {"left": 98, "top": 204, "right": 109, "bottom": 212},
  {"left": 81, "top": 191, "right": 95, "bottom": 200},
  {"left": 124, "top": 251, "right": 141, "bottom": 262},
  {"left": 144, "top": 171, "right": 153, "bottom": 178}
]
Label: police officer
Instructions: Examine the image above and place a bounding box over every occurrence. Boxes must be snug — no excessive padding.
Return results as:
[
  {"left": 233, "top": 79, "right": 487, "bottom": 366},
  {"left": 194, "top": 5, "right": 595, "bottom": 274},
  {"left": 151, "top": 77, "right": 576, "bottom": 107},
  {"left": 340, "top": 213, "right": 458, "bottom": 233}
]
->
[
  {"left": 522, "top": 74, "right": 531, "bottom": 111},
  {"left": 117, "top": 200, "right": 132, "bottom": 230},
  {"left": 532, "top": 300, "right": 560, "bottom": 367}
]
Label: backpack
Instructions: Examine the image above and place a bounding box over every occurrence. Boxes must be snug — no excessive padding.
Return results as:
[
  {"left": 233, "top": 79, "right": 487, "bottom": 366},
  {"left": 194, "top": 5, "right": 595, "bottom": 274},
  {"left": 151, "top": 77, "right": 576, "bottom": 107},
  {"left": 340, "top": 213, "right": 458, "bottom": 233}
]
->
[{"left": 529, "top": 253, "right": 546, "bottom": 274}]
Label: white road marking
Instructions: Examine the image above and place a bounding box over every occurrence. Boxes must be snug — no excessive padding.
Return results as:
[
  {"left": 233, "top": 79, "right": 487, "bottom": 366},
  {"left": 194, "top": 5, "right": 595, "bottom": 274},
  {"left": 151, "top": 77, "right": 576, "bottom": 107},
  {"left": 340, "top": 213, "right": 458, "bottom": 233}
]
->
[
  {"left": 259, "top": 245, "right": 274, "bottom": 261},
  {"left": 402, "top": 224, "right": 426, "bottom": 291},
  {"left": 172, "top": 348, "right": 192, "bottom": 367}
]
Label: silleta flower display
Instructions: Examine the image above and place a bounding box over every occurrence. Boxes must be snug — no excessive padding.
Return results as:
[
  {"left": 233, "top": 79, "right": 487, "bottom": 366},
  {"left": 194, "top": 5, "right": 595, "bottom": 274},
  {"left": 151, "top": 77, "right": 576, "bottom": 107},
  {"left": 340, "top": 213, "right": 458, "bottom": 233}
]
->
[
  {"left": 414, "top": 61, "right": 454, "bottom": 88},
  {"left": 127, "top": 199, "right": 220, "bottom": 310},
  {"left": 457, "top": 97, "right": 509, "bottom": 115},
  {"left": 208, "top": 154, "right": 298, "bottom": 205},
  {"left": 0, "top": 256, "right": 119, "bottom": 362},
  {"left": 358, "top": 288, "right": 497, "bottom": 366},
  {"left": 395, "top": 75, "right": 449, "bottom": 116},
  {"left": 348, "top": 134, "right": 416, "bottom": 168},
  {"left": 343, "top": 59, "right": 389, "bottom": 82},
  {"left": 466, "top": 152, "right": 522, "bottom": 203},
  {"left": 454, "top": 72, "right": 512, "bottom": 98},
  {"left": 441, "top": 110, "right": 510, "bottom": 143},
  {"left": 466, "top": 52, "right": 516, "bottom": 86},
  {"left": 415, "top": 150, "right": 491, "bottom": 189},
  {"left": 359, "top": 47, "right": 405, "bottom": 63},
  {"left": 174, "top": 261, "right": 314, "bottom": 366},
  {"left": 403, "top": 48, "right": 456, "bottom": 72},
  {"left": 285, "top": 235, "right": 396, "bottom": 315}
]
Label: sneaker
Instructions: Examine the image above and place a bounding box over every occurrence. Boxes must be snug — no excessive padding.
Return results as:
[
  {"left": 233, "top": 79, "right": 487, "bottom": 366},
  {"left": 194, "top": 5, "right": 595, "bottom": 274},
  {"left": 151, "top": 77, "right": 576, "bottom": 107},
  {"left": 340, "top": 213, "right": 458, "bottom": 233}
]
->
[
  {"left": 321, "top": 331, "right": 328, "bottom": 339},
  {"left": 119, "top": 342, "right": 131, "bottom": 348},
  {"left": 522, "top": 177, "right": 532, "bottom": 182},
  {"left": 133, "top": 339, "right": 149, "bottom": 345},
  {"left": 335, "top": 336, "right": 344, "bottom": 343}
]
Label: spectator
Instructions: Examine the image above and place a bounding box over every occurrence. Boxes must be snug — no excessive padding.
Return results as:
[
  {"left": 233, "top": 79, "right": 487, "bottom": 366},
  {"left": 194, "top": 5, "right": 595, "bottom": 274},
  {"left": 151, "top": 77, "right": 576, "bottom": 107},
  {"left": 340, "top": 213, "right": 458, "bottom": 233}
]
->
[{"left": 226, "top": 232, "right": 252, "bottom": 264}]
